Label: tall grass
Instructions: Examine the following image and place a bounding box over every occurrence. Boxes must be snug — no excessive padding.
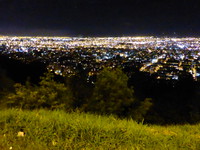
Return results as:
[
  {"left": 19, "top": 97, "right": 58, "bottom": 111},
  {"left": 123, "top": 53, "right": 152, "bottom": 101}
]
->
[{"left": 0, "top": 109, "right": 199, "bottom": 150}]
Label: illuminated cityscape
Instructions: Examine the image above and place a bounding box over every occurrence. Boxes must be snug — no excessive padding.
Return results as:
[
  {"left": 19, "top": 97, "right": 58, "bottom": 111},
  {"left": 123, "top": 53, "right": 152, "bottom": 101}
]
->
[
  {"left": 1, "top": 0, "right": 200, "bottom": 148},
  {"left": 1, "top": 36, "right": 200, "bottom": 82}
]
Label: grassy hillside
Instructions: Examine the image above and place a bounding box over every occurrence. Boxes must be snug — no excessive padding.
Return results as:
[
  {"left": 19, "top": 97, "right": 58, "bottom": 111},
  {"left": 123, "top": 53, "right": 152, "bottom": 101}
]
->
[{"left": 0, "top": 109, "right": 199, "bottom": 150}]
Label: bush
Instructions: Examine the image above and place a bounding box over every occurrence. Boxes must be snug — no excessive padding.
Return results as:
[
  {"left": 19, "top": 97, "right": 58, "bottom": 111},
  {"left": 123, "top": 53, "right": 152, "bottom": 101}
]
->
[{"left": 5, "top": 72, "right": 73, "bottom": 110}]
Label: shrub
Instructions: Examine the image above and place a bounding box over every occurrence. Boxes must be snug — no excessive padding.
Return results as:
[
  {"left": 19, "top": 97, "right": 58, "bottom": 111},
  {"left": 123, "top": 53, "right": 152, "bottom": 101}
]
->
[{"left": 5, "top": 72, "right": 73, "bottom": 110}]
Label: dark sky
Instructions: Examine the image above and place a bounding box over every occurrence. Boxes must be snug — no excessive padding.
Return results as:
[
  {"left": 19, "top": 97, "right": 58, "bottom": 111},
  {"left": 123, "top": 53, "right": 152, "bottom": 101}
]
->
[{"left": 0, "top": 0, "right": 200, "bottom": 36}]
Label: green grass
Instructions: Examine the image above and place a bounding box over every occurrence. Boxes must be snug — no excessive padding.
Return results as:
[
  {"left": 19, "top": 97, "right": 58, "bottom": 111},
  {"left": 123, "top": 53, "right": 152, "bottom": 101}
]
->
[{"left": 0, "top": 109, "right": 199, "bottom": 150}]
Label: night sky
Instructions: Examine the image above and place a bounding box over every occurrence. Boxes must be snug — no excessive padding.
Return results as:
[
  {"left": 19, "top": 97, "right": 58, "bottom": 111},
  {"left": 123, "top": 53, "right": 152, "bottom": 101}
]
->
[{"left": 0, "top": 0, "right": 200, "bottom": 37}]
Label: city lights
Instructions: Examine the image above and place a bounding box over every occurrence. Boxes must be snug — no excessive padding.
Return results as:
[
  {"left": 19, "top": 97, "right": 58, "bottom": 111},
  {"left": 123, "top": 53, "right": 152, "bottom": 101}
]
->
[{"left": 1, "top": 36, "right": 200, "bottom": 81}]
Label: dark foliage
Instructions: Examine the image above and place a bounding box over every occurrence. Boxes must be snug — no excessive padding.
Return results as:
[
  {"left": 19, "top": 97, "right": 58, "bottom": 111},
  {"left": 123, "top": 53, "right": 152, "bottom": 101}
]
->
[
  {"left": 0, "top": 55, "right": 47, "bottom": 84},
  {"left": 0, "top": 57, "right": 199, "bottom": 124}
]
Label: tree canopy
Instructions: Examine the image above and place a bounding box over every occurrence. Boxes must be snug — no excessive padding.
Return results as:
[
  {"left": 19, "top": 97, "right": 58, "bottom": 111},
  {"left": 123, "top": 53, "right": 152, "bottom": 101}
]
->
[{"left": 88, "top": 67, "right": 135, "bottom": 116}]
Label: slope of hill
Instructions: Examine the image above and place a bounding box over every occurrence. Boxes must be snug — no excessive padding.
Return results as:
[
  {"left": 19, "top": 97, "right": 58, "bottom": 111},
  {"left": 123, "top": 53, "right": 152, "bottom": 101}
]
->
[{"left": 0, "top": 109, "right": 199, "bottom": 150}]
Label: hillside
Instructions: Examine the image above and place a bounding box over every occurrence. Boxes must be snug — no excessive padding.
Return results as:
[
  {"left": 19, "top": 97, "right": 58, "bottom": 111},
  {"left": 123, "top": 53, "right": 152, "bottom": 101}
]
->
[{"left": 0, "top": 109, "right": 199, "bottom": 150}]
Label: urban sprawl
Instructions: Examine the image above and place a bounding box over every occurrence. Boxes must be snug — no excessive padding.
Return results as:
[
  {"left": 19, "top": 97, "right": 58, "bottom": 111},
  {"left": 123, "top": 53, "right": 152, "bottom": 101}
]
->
[{"left": 0, "top": 36, "right": 200, "bottom": 81}]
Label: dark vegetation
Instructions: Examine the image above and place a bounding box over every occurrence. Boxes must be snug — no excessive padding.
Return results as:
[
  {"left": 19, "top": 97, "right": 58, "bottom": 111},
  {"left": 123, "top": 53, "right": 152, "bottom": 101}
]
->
[{"left": 0, "top": 55, "right": 200, "bottom": 124}]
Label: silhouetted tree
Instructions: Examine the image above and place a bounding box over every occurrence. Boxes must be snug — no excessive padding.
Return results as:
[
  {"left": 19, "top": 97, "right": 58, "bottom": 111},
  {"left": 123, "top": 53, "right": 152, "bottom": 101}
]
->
[
  {"left": 66, "top": 64, "right": 93, "bottom": 108},
  {"left": 88, "top": 67, "right": 135, "bottom": 116}
]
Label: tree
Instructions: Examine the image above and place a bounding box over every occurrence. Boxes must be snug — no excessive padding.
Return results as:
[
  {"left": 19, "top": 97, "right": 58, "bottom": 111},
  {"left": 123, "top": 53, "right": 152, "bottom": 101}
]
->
[
  {"left": 0, "top": 67, "right": 14, "bottom": 107},
  {"left": 38, "top": 72, "right": 73, "bottom": 110},
  {"left": 88, "top": 67, "right": 135, "bottom": 116},
  {"left": 0, "top": 67, "right": 14, "bottom": 92},
  {"left": 5, "top": 72, "right": 73, "bottom": 110},
  {"left": 66, "top": 64, "right": 93, "bottom": 109}
]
